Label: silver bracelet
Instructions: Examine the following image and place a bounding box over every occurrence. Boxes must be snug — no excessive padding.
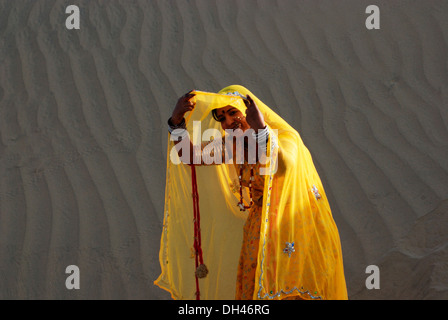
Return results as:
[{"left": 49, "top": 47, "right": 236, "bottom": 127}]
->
[
  {"left": 168, "top": 117, "right": 186, "bottom": 129},
  {"left": 252, "top": 126, "right": 269, "bottom": 139},
  {"left": 168, "top": 117, "right": 188, "bottom": 139},
  {"left": 252, "top": 126, "right": 277, "bottom": 153}
]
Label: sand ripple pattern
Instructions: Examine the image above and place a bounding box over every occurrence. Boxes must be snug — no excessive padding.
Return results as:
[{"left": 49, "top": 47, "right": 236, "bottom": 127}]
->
[{"left": 0, "top": 0, "right": 447, "bottom": 299}]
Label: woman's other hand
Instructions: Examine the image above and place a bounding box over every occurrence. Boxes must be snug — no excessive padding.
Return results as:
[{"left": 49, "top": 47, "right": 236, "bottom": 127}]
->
[
  {"left": 244, "top": 95, "right": 266, "bottom": 131},
  {"left": 171, "top": 90, "right": 196, "bottom": 125}
]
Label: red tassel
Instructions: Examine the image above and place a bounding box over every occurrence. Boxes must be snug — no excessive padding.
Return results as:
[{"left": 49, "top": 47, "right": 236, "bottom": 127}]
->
[{"left": 191, "top": 165, "right": 206, "bottom": 300}]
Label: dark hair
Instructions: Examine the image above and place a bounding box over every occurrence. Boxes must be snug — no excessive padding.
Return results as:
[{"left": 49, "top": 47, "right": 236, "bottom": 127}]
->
[{"left": 211, "top": 109, "right": 220, "bottom": 121}]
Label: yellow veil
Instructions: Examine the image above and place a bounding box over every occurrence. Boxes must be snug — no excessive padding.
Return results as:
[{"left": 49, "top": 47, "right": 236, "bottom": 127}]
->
[{"left": 155, "top": 85, "right": 348, "bottom": 300}]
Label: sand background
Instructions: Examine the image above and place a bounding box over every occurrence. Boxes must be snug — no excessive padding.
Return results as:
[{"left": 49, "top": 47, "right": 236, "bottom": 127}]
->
[{"left": 0, "top": 0, "right": 447, "bottom": 299}]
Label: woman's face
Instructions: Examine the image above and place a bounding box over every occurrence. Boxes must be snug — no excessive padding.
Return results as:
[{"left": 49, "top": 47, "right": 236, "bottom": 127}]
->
[{"left": 214, "top": 105, "right": 251, "bottom": 131}]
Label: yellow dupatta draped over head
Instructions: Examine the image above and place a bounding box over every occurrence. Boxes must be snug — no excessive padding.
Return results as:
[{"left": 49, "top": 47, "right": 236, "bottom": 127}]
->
[{"left": 155, "top": 85, "right": 348, "bottom": 300}]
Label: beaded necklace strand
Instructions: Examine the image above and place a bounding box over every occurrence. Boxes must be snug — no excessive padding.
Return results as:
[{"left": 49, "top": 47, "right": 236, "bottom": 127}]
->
[{"left": 237, "top": 164, "right": 254, "bottom": 211}]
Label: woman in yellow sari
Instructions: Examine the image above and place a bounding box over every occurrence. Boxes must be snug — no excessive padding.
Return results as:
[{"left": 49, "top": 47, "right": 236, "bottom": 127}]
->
[{"left": 155, "top": 85, "right": 348, "bottom": 300}]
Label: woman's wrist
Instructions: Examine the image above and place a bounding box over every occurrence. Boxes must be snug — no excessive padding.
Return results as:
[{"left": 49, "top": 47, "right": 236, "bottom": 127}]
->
[
  {"left": 169, "top": 115, "right": 185, "bottom": 127},
  {"left": 252, "top": 121, "right": 266, "bottom": 131},
  {"left": 168, "top": 116, "right": 187, "bottom": 140},
  {"left": 251, "top": 126, "right": 269, "bottom": 150},
  {"left": 168, "top": 116, "right": 186, "bottom": 128},
  {"left": 252, "top": 125, "right": 268, "bottom": 138}
]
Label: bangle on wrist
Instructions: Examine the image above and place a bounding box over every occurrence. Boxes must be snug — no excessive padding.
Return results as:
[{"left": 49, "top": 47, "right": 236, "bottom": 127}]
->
[
  {"left": 251, "top": 125, "right": 269, "bottom": 141},
  {"left": 168, "top": 117, "right": 186, "bottom": 129},
  {"left": 168, "top": 117, "right": 188, "bottom": 140},
  {"left": 252, "top": 126, "right": 271, "bottom": 152}
]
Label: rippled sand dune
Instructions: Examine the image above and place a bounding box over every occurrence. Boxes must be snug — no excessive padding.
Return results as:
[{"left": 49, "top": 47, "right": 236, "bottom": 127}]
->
[{"left": 0, "top": 0, "right": 447, "bottom": 299}]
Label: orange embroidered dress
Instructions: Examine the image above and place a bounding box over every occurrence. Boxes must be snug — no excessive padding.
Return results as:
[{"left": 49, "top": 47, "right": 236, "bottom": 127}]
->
[{"left": 235, "top": 162, "right": 264, "bottom": 300}]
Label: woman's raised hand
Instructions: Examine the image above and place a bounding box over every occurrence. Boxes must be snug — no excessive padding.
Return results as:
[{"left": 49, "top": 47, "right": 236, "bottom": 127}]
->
[
  {"left": 171, "top": 90, "right": 196, "bottom": 125},
  {"left": 244, "top": 95, "right": 266, "bottom": 131}
]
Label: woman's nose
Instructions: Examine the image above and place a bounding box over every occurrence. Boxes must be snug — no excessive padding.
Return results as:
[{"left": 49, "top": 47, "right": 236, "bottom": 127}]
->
[{"left": 224, "top": 115, "right": 234, "bottom": 128}]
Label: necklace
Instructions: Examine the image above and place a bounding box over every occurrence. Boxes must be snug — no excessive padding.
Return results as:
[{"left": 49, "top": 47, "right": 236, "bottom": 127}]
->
[{"left": 237, "top": 164, "right": 254, "bottom": 211}]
